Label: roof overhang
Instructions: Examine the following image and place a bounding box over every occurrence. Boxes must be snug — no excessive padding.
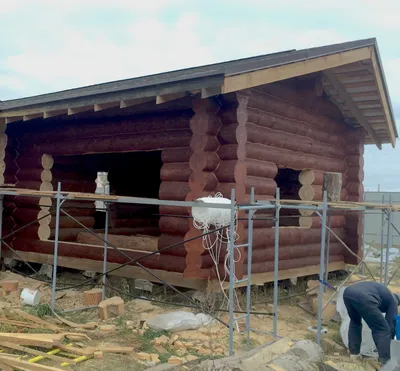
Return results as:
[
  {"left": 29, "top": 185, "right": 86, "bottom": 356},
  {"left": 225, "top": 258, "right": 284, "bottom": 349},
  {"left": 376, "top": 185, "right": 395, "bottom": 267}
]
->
[{"left": 0, "top": 38, "right": 396, "bottom": 149}]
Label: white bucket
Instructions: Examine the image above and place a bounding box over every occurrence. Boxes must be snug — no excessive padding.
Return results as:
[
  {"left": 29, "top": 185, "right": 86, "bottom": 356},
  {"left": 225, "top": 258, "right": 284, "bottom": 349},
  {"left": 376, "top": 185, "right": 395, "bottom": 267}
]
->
[{"left": 20, "top": 288, "right": 40, "bottom": 306}]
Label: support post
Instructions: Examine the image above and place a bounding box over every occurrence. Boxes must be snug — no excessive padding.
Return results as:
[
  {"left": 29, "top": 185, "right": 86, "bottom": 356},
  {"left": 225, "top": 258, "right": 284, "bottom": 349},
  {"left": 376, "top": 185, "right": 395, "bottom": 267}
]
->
[
  {"left": 0, "top": 195, "right": 3, "bottom": 271},
  {"left": 317, "top": 191, "right": 328, "bottom": 345},
  {"left": 51, "top": 182, "right": 62, "bottom": 311},
  {"left": 228, "top": 188, "right": 236, "bottom": 356},
  {"left": 102, "top": 202, "right": 109, "bottom": 301},
  {"left": 324, "top": 215, "right": 331, "bottom": 291},
  {"left": 385, "top": 199, "right": 393, "bottom": 286},
  {"left": 273, "top": 188, "right": 280, "bottom": 337},
  {"left": 246, "top": 187, "right": 255, "bottom": 351},
  {"left": 380, "top": 195, "right": 386, "bottom": 283}
]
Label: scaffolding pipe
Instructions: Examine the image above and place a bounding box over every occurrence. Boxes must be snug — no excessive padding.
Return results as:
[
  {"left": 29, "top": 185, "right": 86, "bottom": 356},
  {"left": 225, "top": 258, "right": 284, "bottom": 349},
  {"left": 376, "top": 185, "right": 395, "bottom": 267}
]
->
[
  {"left": 316, "top": 191, "right": 328, "bottom": 345},
  {"left": 102, "top": 202, "right": 109, "bottom": 301},
  {"left": 246, "top": 188, "right": 255, "bottom": 351},
  {"left": 51, "top": 183, "right": 62, "bottom": 311},
  {"left": 273, "top": 188, "right": 280, "bottom": 337},
  {"left": 228, "top": 188, "right": 236, "bottom": 356},
  {"left": 0, "top": 195, "right": 3, "bottom": 269},
  {"left": 324, "top": 215, "right": 331, "bottom": 290},
  {"left": 380, "top": 195, "right": 386, "bottom": 283},
  {"left": 385, "top": 201, "right": 393, "bottom": 286}
]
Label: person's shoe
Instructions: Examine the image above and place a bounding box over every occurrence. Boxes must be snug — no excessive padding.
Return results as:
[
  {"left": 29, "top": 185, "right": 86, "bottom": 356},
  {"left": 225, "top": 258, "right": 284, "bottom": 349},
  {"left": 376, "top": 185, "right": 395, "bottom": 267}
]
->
[
  {"left": 349, "top": 354, "right": 362, "bottom": 361},
  {"left": 378, "top": 357, "right": 389, "bottom": 365}
]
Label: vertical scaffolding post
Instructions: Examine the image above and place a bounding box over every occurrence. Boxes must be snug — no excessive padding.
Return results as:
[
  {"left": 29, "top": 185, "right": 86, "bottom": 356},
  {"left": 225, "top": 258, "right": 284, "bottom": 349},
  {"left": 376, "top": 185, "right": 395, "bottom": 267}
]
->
[
  {"left": 273, "top": 188, "right": 280, "bottom": 337},
  {"left": 102, "top": 202, "right": 109, "bottom": 301},
  {"left": 361, "top": 193, "right": 366, "bottom": 276},
  {"left": 380, "top": 195, "right": 386, "bottom": 283},
  {"left": 246, "top": 187, "right": 255, "bottom": 350},
  {"left": 0, "top": 194, "right": 3, "bottom": 270},
  {"left": 385, "top": 197, "right": 393, "bottom": 286},
  {"left": 228, "top": 188, "right": 236, "bottom": 356},
  {"left": 324, "top": 215, "right": 331, "bottom": 291},
  {"left": 317, "top": 191, "right": 328, "bottom": 345},
  {"left": 51, "top": 182, "right": 62, "bottom": 311}
]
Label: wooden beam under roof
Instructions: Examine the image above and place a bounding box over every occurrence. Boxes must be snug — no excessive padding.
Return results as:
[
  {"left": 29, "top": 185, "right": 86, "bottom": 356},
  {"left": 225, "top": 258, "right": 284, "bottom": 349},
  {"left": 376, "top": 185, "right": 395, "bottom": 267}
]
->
[
  {"left": 23, "top": 113, "right": 43, "bottom": 121},
  {"left": 43, "top": 109, "right": 68, "bottom": 119},
  {"left": 120, "top": 97, "right": 154, "bottom": 109},
  {"left": 94, "top": 102, "right": 120, "bottom": 112},
  {"left": 222, "top": 46, "right": 373, "bottom": 93},
  {"left": 371, "top": 50, "right": 396, "bottom": 147},
  {"left": 68, "top": 105, "right": 93, "bottom": 115},
  {"left": 201, "top": 86, "right": 222, "bottom": 98},
  {"left": 156, "top": 92, "right": 187, "bottom": 104},
  {"left": 5, "top": 116, "right": 23, "bottom": 124},
  {"left": 324, "top": 70, "right": 382, "bottom": 149}
]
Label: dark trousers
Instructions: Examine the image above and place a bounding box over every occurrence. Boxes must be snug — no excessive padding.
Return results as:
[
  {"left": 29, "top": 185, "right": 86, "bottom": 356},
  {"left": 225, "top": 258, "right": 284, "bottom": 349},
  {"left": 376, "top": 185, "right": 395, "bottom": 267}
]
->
[{"left": 343, "top": 292, "right": 392, "bottom": 361}]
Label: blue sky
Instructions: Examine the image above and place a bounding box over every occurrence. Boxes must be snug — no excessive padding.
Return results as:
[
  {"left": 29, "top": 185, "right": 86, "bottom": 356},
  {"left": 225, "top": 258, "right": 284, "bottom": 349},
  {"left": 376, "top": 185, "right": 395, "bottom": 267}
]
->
[{"left": 0, "top": 0, "right": 399, "bottom": 191}]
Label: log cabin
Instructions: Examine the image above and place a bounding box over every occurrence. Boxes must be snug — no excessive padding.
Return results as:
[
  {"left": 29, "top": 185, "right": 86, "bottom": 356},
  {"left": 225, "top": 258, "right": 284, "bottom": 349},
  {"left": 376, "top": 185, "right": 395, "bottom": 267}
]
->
[{"left": 0, "top": 38, "right": 397, "bottom": 289}]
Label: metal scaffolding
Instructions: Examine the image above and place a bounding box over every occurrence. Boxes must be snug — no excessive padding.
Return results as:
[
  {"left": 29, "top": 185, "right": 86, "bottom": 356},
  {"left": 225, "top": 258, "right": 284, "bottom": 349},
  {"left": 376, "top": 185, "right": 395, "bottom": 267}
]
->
[{"left": 0, "top": 184, "right": 399, "bottom": 357}]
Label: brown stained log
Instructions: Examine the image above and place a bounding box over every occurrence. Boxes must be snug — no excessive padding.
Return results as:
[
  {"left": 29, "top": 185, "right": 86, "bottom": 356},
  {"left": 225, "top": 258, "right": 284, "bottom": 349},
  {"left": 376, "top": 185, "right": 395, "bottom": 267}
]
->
[
  {"left": 216, "top": 183, "right": 246, "bottom": 200},
  {"left": 346, "top": 167, "right": 364, "bottom": 183},
  {"left": 102, "top": 227, "right": 160, "bottom": 236},
  {"left": 18, "top": 113, "right": 192, "bottom": 142},
  {"left": 38, "top": 226, "right": 84, "bottom": 241},
  {"left": 346, "top": 155, "right": 364, "bottom": 168},
  {"left": 242, "top": 242, "right": 344, "bottom": 264},
  {"left": 159, "top": 182, "right": 190, "bottom": 201},
  {"left": 162, "top": 148, "right": 192, "bottom": 163},
  {"left": 47, "top": 216, "right": 95, "bottom": 229},
  {"left": 51, "top": 179, "right": 95, "bottom": 193},
  {"left": 158, "top": 234, "right": 187, "bottom": 256},
  {"left": 215, "top": 160, "right": 246, "bottom": 183},
  {"left": 219, "top": 143, "right": 346, "bottom": 172},
  {"left": 160, "top": 163, "right": 191, "bottom": 182},
  {"left": 11, "top": 208, "right": 40, "bottom": 225},
  {"left": 323, "top": 172, "right": 343, "bottom": 202},
  {"left": 190, "top": 115, "right": 221, "bottom": 135},
  {"left": 189, "top": 171, "right": 218, "bottom": 193},
  {"left": 159, "top": 216, "right": 189, "bottom": 236},
  {"left": 299, "top": 185, "right": 347, "bottom": 201},
  {"left": 111, "top": 218, "right": 158, "bottom": 228},
  {"left": 218, "top": 124, "right": 247, "bottom": 145},
  {"left": 346, "top": 182, "right": 364, "bottom": 198},
  {"left": 246, "top": 123, "right": 345, "bottom": 159},
  {"left": 251, "top": 227, "right": 346, "bottom": 249},
  {"left": 36, "top": 130, "right": 192, "bottom": 156},
  {"left": 299, "top": 215, "right": 345, "bottom": 229},
  {"left": 159, "top": 205, "right": 189, "bottom": 217},
  {"left": 14, "top": 168, "right": 51, "bottom": 182},
  {"left": 189, "top": 152, "right": 220, "bottom": 172},
  {"left": 246, "top": 107, "right": 347, "bottom": 147},
  {"left": 190, "top": 134, "right": 219, "bottom": 152},
  {"left": 246, "top": 159, "right": 278, "bottom": 179},
  {"left": 243, "top": 215, "right": 275, "bottom": 229},
  {"left": 245, "top": 176, "right": 277, "bottom": 195},
  {"left": 247, "top": 92, "right": 347, "bottom": 135},
  {"left": 249, "top": 255, "right": 344, "bottom": 275},
  {"left": 14, "top": 181, "right": 46, "bottom": 191},
  {"left": 16, "top": 154, "right": 54, "bottom": 170},
  {"left": 299, "top": 169, "right": 324, "bottom": 186},
  {"left": 76, "top": 232, "right": 158, "bottom": 252},
  {"left": 9, "top": 238, "right": 187, "bottom": 273}
]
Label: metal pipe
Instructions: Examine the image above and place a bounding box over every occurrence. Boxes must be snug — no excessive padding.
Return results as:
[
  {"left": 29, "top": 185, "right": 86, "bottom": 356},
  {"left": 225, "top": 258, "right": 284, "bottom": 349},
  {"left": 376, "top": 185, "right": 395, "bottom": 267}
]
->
[
  {"left": 380, "top": 195, "right": 386, "bottom": 283},
  {"left": 361, "top": 194, "right": 366, "bottom": 276},
  {"left": 61, "top": 305, "right": 98, "bottom": 313},
  {"left": 273, "top": 188, "right": 280, "bottom": 338},
  {"left": 228, "top": 188, "right": 236, "bottom": 356},
  {"left": 316, "top": 191, "right": 328, "bottom": 345},
  {"left": 246, "top": 188, "right": 255, "bottom": 351},
  {"left": 51, "top": 182, "right": 62, "bottom": 311},
  {"left": 385, "top": 199, "right": 393, "bottom": 286},
  {"left": 102, "top": 202, "right": 109, "bottom": 301},
  {"left": 324, "top": 215, "right": 331, "bottom": 291}
]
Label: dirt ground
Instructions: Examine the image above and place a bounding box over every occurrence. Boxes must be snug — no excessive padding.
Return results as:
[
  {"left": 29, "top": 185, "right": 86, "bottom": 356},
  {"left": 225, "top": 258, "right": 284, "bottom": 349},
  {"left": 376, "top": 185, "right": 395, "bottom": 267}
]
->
[{"left": 0, "top": 261, "right": 399, "bottom": 371}]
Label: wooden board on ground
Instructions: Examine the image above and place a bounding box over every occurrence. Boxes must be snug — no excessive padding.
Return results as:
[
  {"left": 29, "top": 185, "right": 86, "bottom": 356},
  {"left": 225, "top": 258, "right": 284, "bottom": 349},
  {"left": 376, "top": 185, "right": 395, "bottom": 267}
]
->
[
  {"left": 96, "top": 346, "right": 134, "bottom": 354},
  {"left": 13, "top": 309, "right": 62, "bottom": 332},
  {"left": 0, "top": 333, "right": 65, "bottom": 348},
  {"left": 0, "top": 354, "right": 67, "bottom": 371},
  {"left": 76, "top": 232, "right": 158, "bottom": 252}
]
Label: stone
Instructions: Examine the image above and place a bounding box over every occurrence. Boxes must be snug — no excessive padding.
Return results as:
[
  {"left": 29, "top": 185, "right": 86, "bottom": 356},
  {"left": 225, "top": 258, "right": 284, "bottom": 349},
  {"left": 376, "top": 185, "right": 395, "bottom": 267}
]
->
[
  {"left": 3, "top": 258, "right": 17, "bottom": 268},
  {"left": 136, "top": 352, "right": 151, "bottom": 361},
  {"left": 134, "top": 279, "right": 153, "bottom": 293},
  {"left": 99, "top": 324, "right": 116, "bottom": 333},
  {"left": 83, "top": 270, "right": 97, "bottom": 278},
  {"left": 168, "top": 356, "right": 184, "bottom": 365},
  {"left": 289, "top": 340, "right": 324, "bottom": 362},
  {"left": 125, "top": 320, "right": 135, "bottom": 329},
  {"left": 38, "top": 264, "right": 53, "bottom": 279},
  {"left": 150, "top": 353, "right": 160, "bottom": 363}
]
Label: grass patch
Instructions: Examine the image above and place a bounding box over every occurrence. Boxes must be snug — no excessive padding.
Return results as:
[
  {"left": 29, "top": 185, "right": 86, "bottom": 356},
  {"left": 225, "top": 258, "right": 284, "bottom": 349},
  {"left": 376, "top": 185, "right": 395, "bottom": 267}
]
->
[
  {"left": 22, "top": 304, "right": 52, "bottom": 318},
  {"left": 136, "top": 329, "right": 172, "bottom": 356}
]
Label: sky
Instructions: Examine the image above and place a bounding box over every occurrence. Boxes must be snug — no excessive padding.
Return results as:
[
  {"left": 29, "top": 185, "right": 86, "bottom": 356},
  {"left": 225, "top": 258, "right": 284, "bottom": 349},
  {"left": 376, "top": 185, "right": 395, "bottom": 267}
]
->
[{"left": 0, "top": 0, "right": 399, "bottom": 191}]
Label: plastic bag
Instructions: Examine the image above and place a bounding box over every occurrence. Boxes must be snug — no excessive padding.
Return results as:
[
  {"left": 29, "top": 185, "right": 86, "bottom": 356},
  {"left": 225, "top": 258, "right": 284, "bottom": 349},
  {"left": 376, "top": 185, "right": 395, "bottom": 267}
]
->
[
  {"left": 146, "top": 311, "right": 214, "bottom": 332},
  {"left": 336, "top": 287, "right": 382, "bottom": 357}
]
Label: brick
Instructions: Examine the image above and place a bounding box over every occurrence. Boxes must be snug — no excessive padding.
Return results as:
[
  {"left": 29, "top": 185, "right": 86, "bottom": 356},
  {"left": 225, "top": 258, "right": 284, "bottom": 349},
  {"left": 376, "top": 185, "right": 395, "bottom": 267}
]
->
[
  {"left": 136, "top": 352, "right": 151, "bottom": 361},
  {"left": 150, "top": 353, "right": 160, "bottom": 363},
  {"left": 168, "top": 356, "right": 184, "bottom": 365},
  {"left": 1, "top": 280, "right": 19, "bottom": 292},
  {"left": 168, "top": 335, "right": 179, "bottom": 346},
  {"left": 185, "top": 355, "right": 198, "bottom": 362},
  {"left": 94, "top": 351, "right": 103, "bottom": 359},
  {"left": 153, "top": 335, "right": 169, "bottom": 346}
]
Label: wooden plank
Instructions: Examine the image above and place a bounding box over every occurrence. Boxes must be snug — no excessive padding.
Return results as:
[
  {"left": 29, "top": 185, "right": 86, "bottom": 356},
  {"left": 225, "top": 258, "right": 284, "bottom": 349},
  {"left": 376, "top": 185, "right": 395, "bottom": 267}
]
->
[
  {"left": 23, "top": 113, "right": 43, "bottom": 121},
  {"left": 222, "top": 46, "right": 372, "bottom": 93},
  {"left": 0, "top": 355, "right": 67, "bottom": 371},
  {"left": 0, "top": 318, "right": 40, "bottom": 329},
  {"left": 13, "top": 309, "right": 62, "bottom": 332},
  {"left": 67, "top": 106, "right": 93, "bottom": 115},
  {"left": 76, "top": 232, "right": 159, "bottom": 252},
  {"left": 0, "top": 333, "right": 64, "bottom": 348},
  {"left": 56, "top": 344, "right": 95, "bottom": 357},
  {"left": 43, "top": 109, "right": 68, "bottom": 119},
  {"left": 201, "top": 86, "right": 222, "bottom": 98},
  {"left": 156, "top": 92, "right": 187, "bottom": 104},
  {"left": 5, "top": 116, "right": 23, "bottom": 124},
  {"left": 1, "top": 342, "right": 73, "bottom": 364},
  {"left": 93, "top": 102, "right": 120, "bottom": 112},
  {"left": 120, "top": 97, "right": 154, "bottom": 108},
  {"left": 371, "top": 50, "right": 397, "bottom": 147},
  {"left": 324, "top": 70, "right": 382, "bottom": 149}
]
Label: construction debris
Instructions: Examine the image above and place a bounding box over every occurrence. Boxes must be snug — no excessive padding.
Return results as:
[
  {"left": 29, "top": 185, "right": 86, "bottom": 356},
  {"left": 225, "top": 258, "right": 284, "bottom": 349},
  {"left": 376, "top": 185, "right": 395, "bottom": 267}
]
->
[{"left": 98, "top": 296, "right": 125, "bottom": 320}]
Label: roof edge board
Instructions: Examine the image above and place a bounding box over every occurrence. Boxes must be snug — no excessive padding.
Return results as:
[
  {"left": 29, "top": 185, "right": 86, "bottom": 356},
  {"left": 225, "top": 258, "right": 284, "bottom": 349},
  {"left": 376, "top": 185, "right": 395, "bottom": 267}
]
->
[
  {"left": 0, "top": 75, "right": 224, "bottom": 119},
  {"left": 221, "top": 46, "right": 373, "bottom": 94}
]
